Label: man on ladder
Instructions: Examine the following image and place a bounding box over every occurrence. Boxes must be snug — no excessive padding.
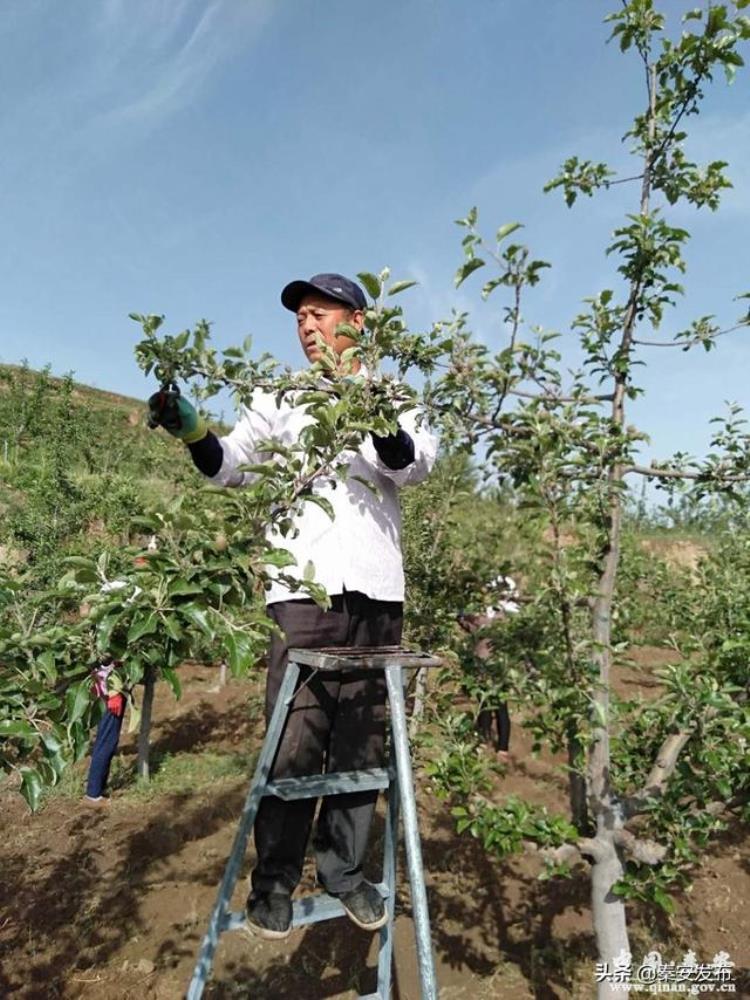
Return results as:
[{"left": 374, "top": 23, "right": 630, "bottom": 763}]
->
[{"left": 148, "top": 272, "right": 437, "bottom": 940}]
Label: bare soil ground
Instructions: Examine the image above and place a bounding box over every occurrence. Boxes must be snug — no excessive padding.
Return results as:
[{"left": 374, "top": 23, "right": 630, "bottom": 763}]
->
[{"left": 1, "top": 654, "right": 747, "bottom": 999}]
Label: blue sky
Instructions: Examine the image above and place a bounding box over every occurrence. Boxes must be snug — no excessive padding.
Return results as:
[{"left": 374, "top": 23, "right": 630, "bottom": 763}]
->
[{"left": 1, "top": 0, "right": 748, "bottom": 464}]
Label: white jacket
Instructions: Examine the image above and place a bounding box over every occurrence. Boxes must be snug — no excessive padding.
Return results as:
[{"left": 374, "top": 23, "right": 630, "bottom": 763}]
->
[{"left": 210, "top": 384, "right": 437, "bottom": 605}]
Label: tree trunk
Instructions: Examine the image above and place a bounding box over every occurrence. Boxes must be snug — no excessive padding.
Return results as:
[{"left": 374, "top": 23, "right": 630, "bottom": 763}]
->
[
  {"left": 587, "top": 64, "right": 657, "bottom": 977},
  {"left": 209, "top": 660, "right": 228, "bottom": 694},
  {"left": 137, "top": 665, "right": 156, "bottom": 780},
  {"left": 567, "top": 729, "right": 589, "bottom": 833},
  {"left": 591, "top": 822, "right": 630, "bottom": 1000}
]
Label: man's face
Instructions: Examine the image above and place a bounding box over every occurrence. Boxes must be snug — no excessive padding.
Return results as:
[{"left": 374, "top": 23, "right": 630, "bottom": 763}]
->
[{"left": 295, "top": 292, "right": 364, "bottom": 368}]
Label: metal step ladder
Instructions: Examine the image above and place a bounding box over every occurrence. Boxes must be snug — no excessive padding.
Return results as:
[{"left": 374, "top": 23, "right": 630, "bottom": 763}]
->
[{"left": 187, "top": 645, "right": 443, "bottom": 1000}]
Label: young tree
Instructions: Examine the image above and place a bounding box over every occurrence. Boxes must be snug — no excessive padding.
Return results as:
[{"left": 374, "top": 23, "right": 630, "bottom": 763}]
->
[
  {"left": 0, "top": 568, "right": 93, "bottom": 810},
  {"left": 61, "top": 496, "right": 277, "bottom": 779},
  {"left": 413, "top": 2, "right": 750, "bottom": 992}
]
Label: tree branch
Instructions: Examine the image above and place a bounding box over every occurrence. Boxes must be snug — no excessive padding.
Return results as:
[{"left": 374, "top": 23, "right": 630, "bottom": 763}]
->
[
  {"left": 633, "top": 322, "right": 749, "bottom": 348},
  {"left": 625, "top": 464, "right": 750, "bottom": 483},
  {"left": 703, "top": 792, "right": 750, "bottom": 818},
  {"left": 523, "top": 837, "right": 602, "bottom": 865},
  {"left": 492, "top": 280, "right": 523, "bottom": 422},
  {"left": 525, "top": 830, "right": 666, "bottom": 868},
  {"left": 506, "top": 387, "right": 613, "bottom": 404},
  {"left": 607, "top": 173, "right": 645, "bottom": 186},
  {"left": 623, "top": 730, "right": 692, "bottom": 817},
  {"left": 613, "top": 828, "right": 667, "bottom": 865},
  {"left": 649, "top": 70, "right": 704, "bottom": 174}
]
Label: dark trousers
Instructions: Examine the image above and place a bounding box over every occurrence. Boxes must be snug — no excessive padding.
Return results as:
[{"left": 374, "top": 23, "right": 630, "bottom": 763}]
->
[
  {"left": 86, "top": 709, "right": 123, "bottom": 797},
  {"left": 251, "top": 590, "right": 403, "bottom": 896},
  {"left": 476, "top": 703, "right": 511, "bottom": 752}
]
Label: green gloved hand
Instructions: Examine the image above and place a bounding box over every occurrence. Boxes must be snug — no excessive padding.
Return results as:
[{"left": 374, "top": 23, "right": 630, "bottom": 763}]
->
[{"left": 147, "top": 383, "right": 208, "bottom": 444}]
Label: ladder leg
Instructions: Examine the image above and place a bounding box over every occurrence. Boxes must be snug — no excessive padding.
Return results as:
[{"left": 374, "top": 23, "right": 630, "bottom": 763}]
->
[
  {"left": 187, "top": 661, "right": 301, "bottom": 1000},
  {"left": 385, "top": 664, "right": 438, "bottom": 1000},
  {"left": 375, "top": 748, "right": 400, "bottom": 1000}
]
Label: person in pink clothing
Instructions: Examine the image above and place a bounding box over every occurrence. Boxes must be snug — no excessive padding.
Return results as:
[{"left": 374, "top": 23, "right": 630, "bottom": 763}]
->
[{"left": 84, "top": 654, "right": 125, "bottom": 805}]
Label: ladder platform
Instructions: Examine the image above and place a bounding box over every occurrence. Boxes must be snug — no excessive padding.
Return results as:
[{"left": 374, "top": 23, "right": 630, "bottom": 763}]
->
[
  {"left": 264, "top": 767, "right": 392, "bottom": 800},
  {"left": 289, "top": 645, "right": 443, "bottom": 671},
  {"left": 223, "top": 883, "right": 389, "bottom": 932}
]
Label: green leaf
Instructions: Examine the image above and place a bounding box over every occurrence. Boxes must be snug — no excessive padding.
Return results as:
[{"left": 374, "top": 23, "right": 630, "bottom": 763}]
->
[
  {"left": 161, "top": 665, "right": 182, "bottom": 699},
  {"left": 180, "top": 605, "right": 214, "bottom": 638},
  {"left": 304, "top": 581, "right": 331, "bottom": 610},
  {"left": 496, "top": 222, "right": 523, "bottom": 242},
  {"left": 357, "top": 272, "right": 381, "bottom": 300},
  {"left": 168, "top": 579, "right": 204, "bottom": 597},
  {"left": 66, "top": 681, "right": 91, "bottom": 725},
  {"left": 127, "top": 699, "right": 141, "bottom": 735},
  {"left": 0, "top": 720, "right": 36, "bottom": 740},
  {"left": 302, "top": 494, "right": 335, "bottom": 520},
  {"left": 387, "top": 280, "right": 418, "bottom": 296},
  {"left": 36, "top": 758, "right": 58, "bottom": 786},
  {"left": 455, "top": 258, "right": 485, "bottom": 288},
  {"left": 161, "top": 615, "right": 182, "bottom": 642},
  {"left": 40, "top": 731, "right": 64, "bottom": 755},
  {"left": 334, "top": 322, "right": 361, "bottom": 342},
  {"left": 238, "top": 463, "right": 277, "bottom": 477},
  {"left": 96, "top": 613, "right": 121, "bottom": 651},
  {"left": 36, "top": 650, "right": 57, "bottom": 682},
  {"left": 67, "top": 719, "right": 90, "bottom": 762},
  {"left": 63, "top": 556, "right": 98, "bottom": 570},
  {"left": 591, "top": 701, "right": 607, "bottom": 727},
  {"left": 262, "top": 549, "right": 297, "bottom": 568},
  {"left": 127, "top": 612, "right": 159, "bottom": 643},
  {"left": 303, "top": 560, "right": 316, "bottom": 582},
  {"left": 225, "top": 631, "right": 255, "bottom": 674},
  {"left": 653, "top": 887, "right": 675, "bottom": 914},
  {"left": 20, "top": 767, "right": 43, "bottom": 812},
  {"left": 481, "top": 276, "right": 505, "bottom": 300}
]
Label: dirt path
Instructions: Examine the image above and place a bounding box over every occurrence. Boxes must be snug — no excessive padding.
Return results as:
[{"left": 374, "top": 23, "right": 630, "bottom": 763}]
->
[{"left": 1, "top": 659, "right": 747, "bottom": 999}]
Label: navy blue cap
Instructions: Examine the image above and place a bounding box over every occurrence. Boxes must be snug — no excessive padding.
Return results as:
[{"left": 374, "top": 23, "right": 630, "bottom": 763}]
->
[{"left": 281, "top": 273, "right": 367, "bottom": 313}]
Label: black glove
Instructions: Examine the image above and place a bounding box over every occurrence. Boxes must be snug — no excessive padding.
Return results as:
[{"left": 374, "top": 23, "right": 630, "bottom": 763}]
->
[{"left": 371, "top": 427, "right": 415, "bottom": 470}]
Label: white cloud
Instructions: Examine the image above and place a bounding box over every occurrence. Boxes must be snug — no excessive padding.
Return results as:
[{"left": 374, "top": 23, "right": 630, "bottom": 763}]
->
[
  {"left": 88, "top": 0, "right": 275, "bottom": 131},
  {"left": 407, "top": 258, "right": 521, "bottom": 353},
  {"left": 408, "top": 261, "right": 474, "bottom": 325},
  {"left": 0, "top": 0, "right": 275, "bottom": 166}
]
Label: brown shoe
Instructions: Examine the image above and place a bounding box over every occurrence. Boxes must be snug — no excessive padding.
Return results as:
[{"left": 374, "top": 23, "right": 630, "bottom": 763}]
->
[{"left": 83, "top": 795, "right": 110, "bottom": 809}]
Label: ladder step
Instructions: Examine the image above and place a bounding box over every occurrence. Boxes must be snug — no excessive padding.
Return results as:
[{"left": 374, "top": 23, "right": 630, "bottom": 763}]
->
[
  {"left": 224, "top": 883, "right": 389, "bottom": 933},
  {"left": 264, "top": 767, "right": 391, "bottom": 800}
]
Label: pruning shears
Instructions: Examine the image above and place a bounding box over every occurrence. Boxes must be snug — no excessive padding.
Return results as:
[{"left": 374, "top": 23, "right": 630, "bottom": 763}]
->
[{"left": 147, "top": 380, "right": 182, "bottom": 431}]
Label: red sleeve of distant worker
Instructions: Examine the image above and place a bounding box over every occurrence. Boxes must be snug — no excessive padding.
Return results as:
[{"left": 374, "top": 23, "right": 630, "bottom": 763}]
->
[{"left": 107, "top": 693, "right": 125, "bottom": 718}]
